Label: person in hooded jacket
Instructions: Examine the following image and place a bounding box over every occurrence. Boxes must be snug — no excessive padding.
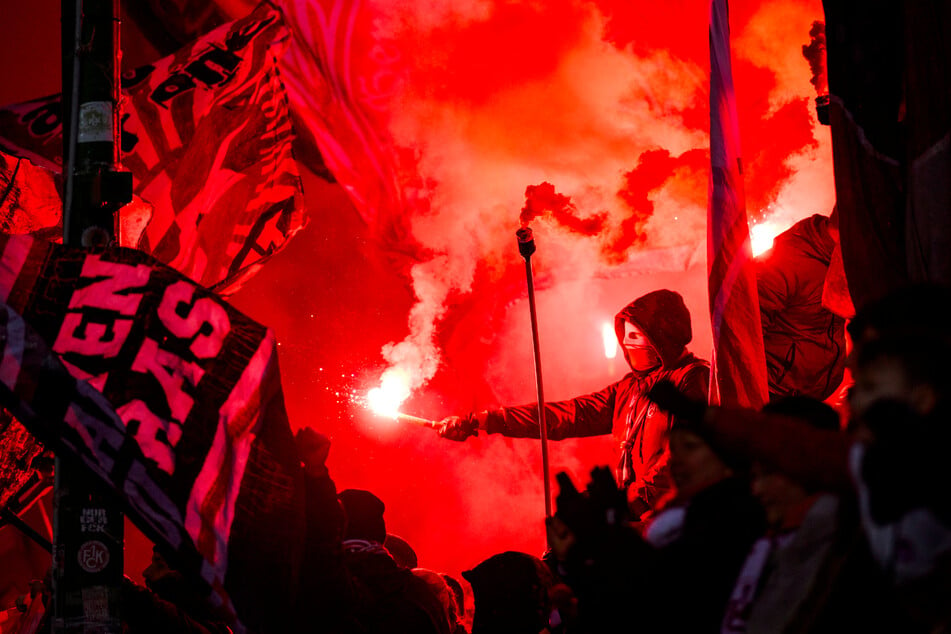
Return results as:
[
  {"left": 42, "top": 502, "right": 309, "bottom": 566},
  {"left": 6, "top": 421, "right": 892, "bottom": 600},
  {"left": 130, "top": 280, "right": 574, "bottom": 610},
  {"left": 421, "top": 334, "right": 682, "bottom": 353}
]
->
[
  {"left": 436, "top": 289, "right": 709, "bottom": 520},
  {"left": 755, "top": 211, "right": 847, "bottom": 401}
]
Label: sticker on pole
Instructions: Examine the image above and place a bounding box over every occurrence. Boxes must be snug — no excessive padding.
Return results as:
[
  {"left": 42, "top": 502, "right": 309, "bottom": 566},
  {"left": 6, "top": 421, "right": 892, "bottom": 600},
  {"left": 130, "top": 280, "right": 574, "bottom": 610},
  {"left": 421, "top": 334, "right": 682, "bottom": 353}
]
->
[
  {"left": 78, "top": 540, "right": 110, "bottom": 573},
  {"left": 78, "top": 102, "right": 112, "bottom": 143}
]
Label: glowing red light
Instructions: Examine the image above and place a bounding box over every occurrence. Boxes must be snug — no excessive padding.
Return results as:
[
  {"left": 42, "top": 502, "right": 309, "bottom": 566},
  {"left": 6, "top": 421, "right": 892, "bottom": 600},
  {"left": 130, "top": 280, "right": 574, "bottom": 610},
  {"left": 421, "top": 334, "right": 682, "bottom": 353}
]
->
[
  {"left": 602, "top": 322, "right": 618, "bottom": 359},
  {"left": 366, "top": 369, "right": 411, "bottom": 419},
  {"left": 750, "top": 220, "right": 782, "bottom": 257}
]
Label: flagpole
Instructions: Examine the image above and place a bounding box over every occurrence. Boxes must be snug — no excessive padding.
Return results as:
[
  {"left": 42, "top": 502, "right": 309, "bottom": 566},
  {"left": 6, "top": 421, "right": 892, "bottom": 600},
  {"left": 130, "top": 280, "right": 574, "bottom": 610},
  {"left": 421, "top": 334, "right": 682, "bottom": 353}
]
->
[
  {"left": 516, "top": 227, "right": 553, "bottom": 524},
  {"left": 56, "top": 0, "right": 131, "bottom": 631}
]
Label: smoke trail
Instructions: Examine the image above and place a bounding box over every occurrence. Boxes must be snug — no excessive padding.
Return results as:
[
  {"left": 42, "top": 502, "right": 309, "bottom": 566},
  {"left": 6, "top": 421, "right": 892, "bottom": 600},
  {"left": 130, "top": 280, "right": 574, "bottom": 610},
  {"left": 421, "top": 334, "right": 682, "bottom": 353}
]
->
[
  {"left": 234, "top": 0, "right": 833, "bottom": 580},
  {"left": 802, "top": 21, "right": 828, "bottom": 96},
  {"left": 370, "top": 0, "right": 715, "bottom": 397},
  {"left": 520, "top": 182, "right": 606, "bottom": 234}
]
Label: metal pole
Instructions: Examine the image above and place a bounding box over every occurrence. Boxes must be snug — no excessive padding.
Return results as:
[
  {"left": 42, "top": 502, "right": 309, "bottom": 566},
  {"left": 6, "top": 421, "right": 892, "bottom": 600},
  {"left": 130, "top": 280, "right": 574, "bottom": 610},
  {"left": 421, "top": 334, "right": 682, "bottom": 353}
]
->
[
  {"left": 55, "top": 0, "right": 131, "bottom": 631},
  {"left": 516, "top": 227, "right": 553, "bottom": 521}
]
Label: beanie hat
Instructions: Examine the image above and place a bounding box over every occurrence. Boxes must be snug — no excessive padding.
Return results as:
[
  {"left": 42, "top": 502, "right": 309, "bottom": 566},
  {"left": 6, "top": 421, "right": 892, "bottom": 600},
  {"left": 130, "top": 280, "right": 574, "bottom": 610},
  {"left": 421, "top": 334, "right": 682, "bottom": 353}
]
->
[{"left": 338, "top": 489, "right": 387, "bottom": 543}]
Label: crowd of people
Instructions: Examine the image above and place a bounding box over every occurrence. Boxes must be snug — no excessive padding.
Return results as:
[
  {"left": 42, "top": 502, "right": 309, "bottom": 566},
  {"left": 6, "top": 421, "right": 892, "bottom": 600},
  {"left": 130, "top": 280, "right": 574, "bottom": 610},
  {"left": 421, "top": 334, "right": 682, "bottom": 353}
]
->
[
  {"left": 100, "top": 282, "right": 948, "bottom": 633},
  {"left": 3, "top": 268, "right": 949, "bottom": 634}
]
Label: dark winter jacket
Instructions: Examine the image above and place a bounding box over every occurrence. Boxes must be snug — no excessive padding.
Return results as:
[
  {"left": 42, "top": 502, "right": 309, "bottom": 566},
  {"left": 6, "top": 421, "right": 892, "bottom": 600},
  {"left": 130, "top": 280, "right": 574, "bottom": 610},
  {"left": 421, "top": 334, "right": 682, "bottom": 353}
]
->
[
  {"left": 121, "top": 578, "right": 233, "bottom": 634},
  {"left": 722, "top": 495, "right": 914, "bottom": 634},
  {"left": 343, "top": 543, "right": 449, "bottom": 634},
  {"left": 484, "top": 290, "right": 709, "bottom": 515},
  {"left": 756, "top": 214, "right": 846, "bottom": 401},
  {"left": 646, "top": 476, "right": 766, "bottom": 633}
]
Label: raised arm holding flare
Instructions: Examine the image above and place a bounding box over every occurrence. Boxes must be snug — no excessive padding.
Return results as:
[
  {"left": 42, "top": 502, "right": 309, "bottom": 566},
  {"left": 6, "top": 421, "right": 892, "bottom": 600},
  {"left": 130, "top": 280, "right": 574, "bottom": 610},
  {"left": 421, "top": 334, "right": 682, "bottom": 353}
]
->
[{"left": 437, "top": 289, "right": 709, "bottom": 520}]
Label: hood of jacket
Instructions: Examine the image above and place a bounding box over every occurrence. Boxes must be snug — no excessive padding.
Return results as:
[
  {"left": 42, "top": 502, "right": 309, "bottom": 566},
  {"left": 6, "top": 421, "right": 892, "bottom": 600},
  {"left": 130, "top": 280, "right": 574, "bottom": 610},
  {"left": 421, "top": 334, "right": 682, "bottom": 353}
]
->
[
  {"left": 614, "top": 289, "right": 692, "bottom": 371},
  {"left": 773, "top": 213, "right": 836, "bottom": 265}
]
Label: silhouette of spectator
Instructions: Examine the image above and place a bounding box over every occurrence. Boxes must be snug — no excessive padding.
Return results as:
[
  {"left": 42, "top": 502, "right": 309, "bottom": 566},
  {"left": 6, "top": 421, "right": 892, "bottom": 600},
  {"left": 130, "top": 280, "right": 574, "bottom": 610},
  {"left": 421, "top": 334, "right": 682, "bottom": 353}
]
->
[
  {"left": 462, "top": 551, "right": 555, "bottom": 634},
  {"left": 385, "top": 533, "right": 419, "bottom": 569},
  {"left": 338, "top": 489, "right": 448, "bottom": 634},
  {"left": 293, "top": 428, "right": 361, "bottom": 632},
  {"left": 718, "top": 397, "right": 901, "bottom": 633},
  {"left": 546, "top": 468, "right": 646, "bottom": 632},
  {"left": 647, "top": 285, "right": 951, "bottom": 630},
  {"left": 549, "top": 429, "right": 764, "bottom": 633},
  {"left": 121, "top": 546, "right": 232, "bottom": 634},
  {"left": 413, "top": 568, "right": 462, "bottom": 634},
  {"left": 846, "top": 283, "right": 951, "bottom": 359},
  {"left": 642, "top": 421, "right": 765, "bottom": 632},
  {"left": 441, "top": 573, "right": 470, "bottom": 633}
]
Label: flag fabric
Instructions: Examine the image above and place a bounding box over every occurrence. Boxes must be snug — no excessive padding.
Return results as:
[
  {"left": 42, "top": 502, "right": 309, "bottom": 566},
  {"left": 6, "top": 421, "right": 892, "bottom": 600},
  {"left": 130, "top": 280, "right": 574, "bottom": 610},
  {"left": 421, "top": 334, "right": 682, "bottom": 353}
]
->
[
  {"left": 0, "top": 233, "right": 305, "bottom": 632},
  {"left": 823, "top": 1, "right": 951, "bottom": 308},
  {"left": 0, "top": 3, "right": 306, "bottom": 295},
  {"left": 273, "top": 0, "right": 408, "bottom": 238},
  {"left": 707, "top": 0, "right": 769, "bottom": 409},
  {"left": 0, "top": 151, "right": 62, "bottom": 242}
]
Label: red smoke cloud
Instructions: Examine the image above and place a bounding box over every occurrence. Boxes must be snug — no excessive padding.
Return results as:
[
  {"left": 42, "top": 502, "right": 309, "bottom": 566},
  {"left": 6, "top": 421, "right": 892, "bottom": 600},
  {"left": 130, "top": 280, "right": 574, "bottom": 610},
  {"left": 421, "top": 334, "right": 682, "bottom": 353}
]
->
[
  {"left": 520, "top": 182, "right": 606, "bottom": 234},
  {"left": 312, "top": 0, "right": 836, "bottom": 579},
  {"left": 238, "top": 0, "right": 835, "bottom": 582},
  {"left": 0, "top": 0, "right": 837, "bottom": 587}
]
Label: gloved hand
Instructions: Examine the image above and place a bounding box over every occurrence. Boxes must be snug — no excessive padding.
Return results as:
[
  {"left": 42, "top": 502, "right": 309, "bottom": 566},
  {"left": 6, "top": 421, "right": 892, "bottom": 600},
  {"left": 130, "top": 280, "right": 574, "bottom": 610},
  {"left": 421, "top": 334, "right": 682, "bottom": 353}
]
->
[
  {"left": 647, "top": 379, "right": 706, "bottom": 422},
  {"left": 296, "top": 427, "right": 331, "bottom": 478},
  {"left": 436, "top": 414, "right": 480, "bottom": 441},
  {"left": 586, "top": 466, "right": 629, "bottom": 526}
]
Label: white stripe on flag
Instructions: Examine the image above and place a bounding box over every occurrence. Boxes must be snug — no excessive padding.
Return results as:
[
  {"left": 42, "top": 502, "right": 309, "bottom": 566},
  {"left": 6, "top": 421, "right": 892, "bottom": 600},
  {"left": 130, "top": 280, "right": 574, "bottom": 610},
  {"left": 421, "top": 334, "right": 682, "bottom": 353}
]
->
[{"left": 185, "top": 331, "right": 275, "bottom": 585}]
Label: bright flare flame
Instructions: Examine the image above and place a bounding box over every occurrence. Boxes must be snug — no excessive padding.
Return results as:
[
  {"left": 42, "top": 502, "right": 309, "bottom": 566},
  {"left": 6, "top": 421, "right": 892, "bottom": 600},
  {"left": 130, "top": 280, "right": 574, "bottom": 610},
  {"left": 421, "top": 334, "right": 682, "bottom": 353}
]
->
[
  {"left": 750, "top": 220, "right": 782, "bottom": 257},
  {"left": 602, "top": 322, "right": 618, "bottom": 359},
  {"left": 366, "top": 369, "right": 412, "bottom": 418}
]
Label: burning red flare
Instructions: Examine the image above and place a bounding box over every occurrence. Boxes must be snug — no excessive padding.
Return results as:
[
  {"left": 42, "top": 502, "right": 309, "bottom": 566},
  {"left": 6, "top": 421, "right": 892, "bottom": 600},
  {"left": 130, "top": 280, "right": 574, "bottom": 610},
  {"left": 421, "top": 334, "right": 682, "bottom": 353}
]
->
[
  {"left": 366, "top": 370, "right": 412, "bottom": 419},
  {"left": 602, "top": 322, "right": 618, "bottom": 359},
  {"left": 750, "top": 219, "right": 783, "bottom": 257}
]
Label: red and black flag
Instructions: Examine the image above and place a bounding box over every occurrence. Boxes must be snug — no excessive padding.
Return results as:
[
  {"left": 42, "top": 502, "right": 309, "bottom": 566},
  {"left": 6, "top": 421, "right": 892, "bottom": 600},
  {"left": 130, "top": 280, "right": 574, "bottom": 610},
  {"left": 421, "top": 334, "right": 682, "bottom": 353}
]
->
[
  {"left": 707, "top": 0, "right": 769, "bottom": 409},
  {"left": 0, "top": 3, "right": 306, "bottom": 295},
  {"left": 0, "top": 233, "right": 304, "bottom": 632}
]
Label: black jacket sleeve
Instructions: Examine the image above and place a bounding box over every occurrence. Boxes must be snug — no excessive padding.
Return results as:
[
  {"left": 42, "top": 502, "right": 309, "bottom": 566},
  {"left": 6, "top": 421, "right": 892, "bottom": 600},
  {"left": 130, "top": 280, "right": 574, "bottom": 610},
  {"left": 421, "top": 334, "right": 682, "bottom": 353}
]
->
[{"left": 483, "top": 380, "right": 622, "bottom": 440}]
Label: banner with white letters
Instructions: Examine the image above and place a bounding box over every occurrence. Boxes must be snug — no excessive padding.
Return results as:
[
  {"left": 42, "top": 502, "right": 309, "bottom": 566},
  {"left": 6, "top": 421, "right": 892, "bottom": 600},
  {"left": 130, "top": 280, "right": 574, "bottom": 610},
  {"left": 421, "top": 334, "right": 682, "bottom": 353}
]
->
[{"left": 0, "top": 233, "right": 304, "bottom": 632}]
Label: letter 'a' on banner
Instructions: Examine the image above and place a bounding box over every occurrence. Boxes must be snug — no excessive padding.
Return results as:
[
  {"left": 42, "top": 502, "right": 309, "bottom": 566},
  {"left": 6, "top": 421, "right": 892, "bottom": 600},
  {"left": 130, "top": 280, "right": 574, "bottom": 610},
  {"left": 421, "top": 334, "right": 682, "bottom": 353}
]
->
[
  {"left": 0, "top": 233, "right": 305, "bottom": 633},
  {"left": 707, "top": 0, "right": 769, "bottom": 410}
]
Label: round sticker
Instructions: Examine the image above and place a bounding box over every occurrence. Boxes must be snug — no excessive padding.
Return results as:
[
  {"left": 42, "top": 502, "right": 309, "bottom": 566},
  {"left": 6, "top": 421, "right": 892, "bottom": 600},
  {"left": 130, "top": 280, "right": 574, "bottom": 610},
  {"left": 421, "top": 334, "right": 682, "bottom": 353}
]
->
[{"left": 78, "top": 540, "right": 110, "bottom": 573}]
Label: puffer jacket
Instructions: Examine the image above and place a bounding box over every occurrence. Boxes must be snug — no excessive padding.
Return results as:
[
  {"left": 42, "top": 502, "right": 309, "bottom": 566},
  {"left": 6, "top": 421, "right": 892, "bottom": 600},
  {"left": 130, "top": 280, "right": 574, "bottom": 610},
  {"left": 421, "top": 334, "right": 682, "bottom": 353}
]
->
[
  {"left": 756, "top": 214, "right": 846, "bottom": 401},
  {"left": 483, "top": 290, "right": 709, "bottom": 515}
]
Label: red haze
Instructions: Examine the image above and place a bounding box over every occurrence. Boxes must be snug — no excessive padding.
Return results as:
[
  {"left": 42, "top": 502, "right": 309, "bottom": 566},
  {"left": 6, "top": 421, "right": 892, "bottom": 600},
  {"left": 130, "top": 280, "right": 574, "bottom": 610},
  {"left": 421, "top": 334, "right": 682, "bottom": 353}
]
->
[{"left": 0, "top": 0, "right": 835, "bottom": 586}]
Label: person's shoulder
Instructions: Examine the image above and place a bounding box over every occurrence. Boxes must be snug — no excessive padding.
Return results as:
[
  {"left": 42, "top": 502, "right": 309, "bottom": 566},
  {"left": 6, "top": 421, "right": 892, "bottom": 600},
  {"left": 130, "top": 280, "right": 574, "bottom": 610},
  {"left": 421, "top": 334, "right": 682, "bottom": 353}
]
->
[{"left": 674, "top": 354, "right": 710, "bottom": 379}]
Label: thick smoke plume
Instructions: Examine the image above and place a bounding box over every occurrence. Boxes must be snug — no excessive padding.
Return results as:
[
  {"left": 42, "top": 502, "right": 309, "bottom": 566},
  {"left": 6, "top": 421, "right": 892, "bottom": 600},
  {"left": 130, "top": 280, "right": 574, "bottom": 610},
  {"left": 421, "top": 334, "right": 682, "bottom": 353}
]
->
[
  {"left": 222, "top": 0, "right": 835, "bottom": 582},
  {"left": 520, "top": 182, "right": 606, "bottom": 234},
  {"left": 371, "top": 0, "right": 833, "bottom": 402},
  {"left": 0, "top": 0, "right": 838, "bottom": 587},
  {"left": 801, "top": 21, "right": 828, "bottom": 96}
]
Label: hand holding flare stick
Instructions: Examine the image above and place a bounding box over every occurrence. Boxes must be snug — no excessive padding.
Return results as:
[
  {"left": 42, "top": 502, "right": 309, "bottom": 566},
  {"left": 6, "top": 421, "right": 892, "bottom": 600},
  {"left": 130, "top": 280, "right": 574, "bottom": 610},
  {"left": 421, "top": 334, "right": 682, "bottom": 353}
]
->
[{"left": 394, "top": 413, "right": 437, "bottom": 428}]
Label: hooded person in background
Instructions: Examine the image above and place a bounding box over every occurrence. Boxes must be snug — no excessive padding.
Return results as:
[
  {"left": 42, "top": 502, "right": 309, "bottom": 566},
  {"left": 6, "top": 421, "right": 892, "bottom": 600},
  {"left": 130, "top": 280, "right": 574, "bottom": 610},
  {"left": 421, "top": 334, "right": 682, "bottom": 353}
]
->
[
  {"left": 755, "top": 209, "right": 847, "bottom": 402},
  {"left": 437, "top": 289, "right": 709, "bottom": 521}
]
